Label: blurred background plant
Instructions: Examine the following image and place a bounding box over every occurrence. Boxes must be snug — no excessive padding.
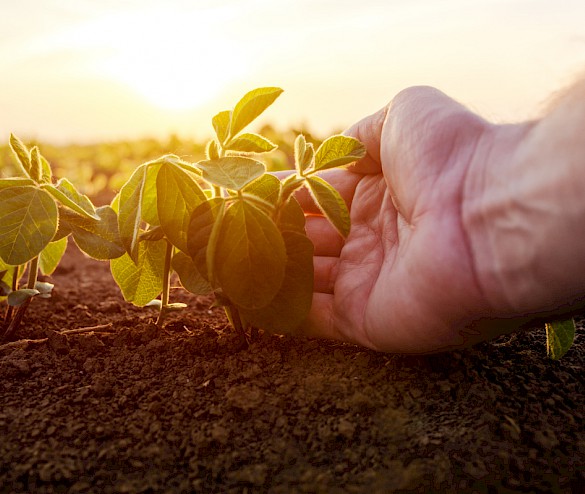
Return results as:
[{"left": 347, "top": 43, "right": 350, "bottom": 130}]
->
[{"left": 0, "top": 126, "right": 326, "bottom": 205}]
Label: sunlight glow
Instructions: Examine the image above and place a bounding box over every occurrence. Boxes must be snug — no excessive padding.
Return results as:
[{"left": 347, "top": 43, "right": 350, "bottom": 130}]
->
[{"left": 83, "top": 8, "right": 247, "bottom": 111}]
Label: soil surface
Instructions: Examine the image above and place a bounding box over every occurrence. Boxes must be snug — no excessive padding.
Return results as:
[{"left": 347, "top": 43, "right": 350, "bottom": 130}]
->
[{"left": 0, "top": 243, "right": 583, "bottom": 493}]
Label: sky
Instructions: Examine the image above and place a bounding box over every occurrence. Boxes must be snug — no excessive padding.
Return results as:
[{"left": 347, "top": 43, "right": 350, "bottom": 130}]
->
[{"left": 1, "top": 0, "right": 584, "bottom": 144}]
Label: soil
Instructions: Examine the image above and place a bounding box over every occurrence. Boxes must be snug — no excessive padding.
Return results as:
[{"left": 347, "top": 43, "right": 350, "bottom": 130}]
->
[{"left": 0, "top": 242, "right": 583, "bottom": 494}]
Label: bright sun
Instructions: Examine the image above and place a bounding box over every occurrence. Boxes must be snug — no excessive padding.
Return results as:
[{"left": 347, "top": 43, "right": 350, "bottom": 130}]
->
[{"left": 91, "top": 9, "right": 247, "bottom": 111}]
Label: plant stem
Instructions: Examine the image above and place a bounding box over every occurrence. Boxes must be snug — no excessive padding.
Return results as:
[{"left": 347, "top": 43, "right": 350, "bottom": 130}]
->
[
  {"left": 225, "top": 304, "right": 248, "bottom": 345},
  {"left": 3, "top": 265, "right": 21, "bottom": 326},
  {"left": 156, "top": 240, "right": 173, "bottom": 327},
  {"left": 2, "top": 258, "right": 39, "bottom": 342},
  {"left": 26, "top": 257, "right": 39, "bottom": 290}
]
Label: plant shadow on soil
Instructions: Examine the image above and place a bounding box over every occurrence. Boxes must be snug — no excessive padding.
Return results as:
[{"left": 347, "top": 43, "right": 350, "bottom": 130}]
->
[{"left": 0, "top": 242, "right": 583, "bottom": 493}]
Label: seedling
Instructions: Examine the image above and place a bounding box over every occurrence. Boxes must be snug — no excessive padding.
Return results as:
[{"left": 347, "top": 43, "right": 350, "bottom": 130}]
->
[
  {"left": 545, "top": 318, "right": 575, "bottom": 360},
  {"left": 111, "top": 87, "right": 366, "bottom": 336},
  {"left": 0, "top": 135, "right": 124, "bottom": 341},
  {"left": 0, "top": 90, "right": 576, "bottom": 359}
]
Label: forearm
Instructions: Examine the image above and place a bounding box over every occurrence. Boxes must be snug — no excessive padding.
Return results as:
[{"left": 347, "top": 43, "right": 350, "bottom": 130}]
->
[{"left": 464, "top": 77, "right": 585, "bottom": 317}]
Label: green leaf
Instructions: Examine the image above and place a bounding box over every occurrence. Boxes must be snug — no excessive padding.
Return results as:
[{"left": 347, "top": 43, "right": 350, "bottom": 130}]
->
[
  {"left": 9, "top": 134, "right": 31, "bottom": 177},
  {"left": 240, "top": 231, "right": 313, "bottom": 333},
  {"left": 230, "top": 87, "right": 283, "bottom": 138},
  {"left": 118, "top": 164, "right": 148, "bottom": 258},
  {"left": 545, "top": 319, "right": 576, "bottom": 360},
  {"left": 214, "top": 200, "right": 286, "bottom": 310},
  {"left": 227, "top": 133, "right": 277, "bottom": 154},
  {"left": 0, "top": 260, "right": 17, "bottom": 297},
  {"left": 0, "top": 279, "right": 10, "bottom": 297},
  {"left": 29, "top": 147, "right": 42, "bottom": 183},
  {"left": 277, "top": 196, "right": 306, "bottom": 234},
  {"left": 60, "top": 206, "right": 125, "bottom": 260},
  {"left": 39, "top": 154, "right": 52, "bottom": 184},
  {"left": 7, "top": 288, "right": 39, "bottom": 306},
  {"left": 0, "top": 177, "right": 36, "bottom": 189},
  {"left": 313, "top": 135, "right": 366, "bottom": 172},
  {"left": 141, "top": 162, "right": 163, "bottom": 226},
  {"left": 0, "top": 186, "right": 58, "bottom": 265},
  {"left": 171, "top": 250, "right": 212, "bottom": 295},
  {"left": 156, "top": 162, "right": 207, "bottom": 252},
  {"left": 294, "top": 134, "right": 315, "bottom": 174},
  {"left": 196, "top": 157, "right": 265, "bottom": 191},
  {"left": 242, "top": 173, "right": 281, "bottom": 206},
  {"left": 212, "top": 110, "right": 232, "bottom": 144},
  {"left": 206, "top": 139, "right": 220, "bottom": 160},
  {"left": 306, "top": 176, "right": 350, "bottom": 238},
  {"left": 39, "top": 237, "right": 68, "bottom": 275},
  {"left": 110, "top": 239, "right": 166, "bottom": 306},
  {"left": 42, "top": 178, "right": 99, "bottom": 220},
  {"left": 187, "top": 198, "right": 225, "bottom": 281}
]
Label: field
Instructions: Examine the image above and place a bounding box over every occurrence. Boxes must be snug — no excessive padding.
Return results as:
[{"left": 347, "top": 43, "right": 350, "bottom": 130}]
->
[{"left": 0, "top": 135, "right": 584, "bottom": 493}]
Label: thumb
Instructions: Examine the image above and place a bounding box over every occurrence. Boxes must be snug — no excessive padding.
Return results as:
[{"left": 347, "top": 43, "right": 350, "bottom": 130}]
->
[{"left": 344, "top": 106, "right": 388, "bottom": 174}]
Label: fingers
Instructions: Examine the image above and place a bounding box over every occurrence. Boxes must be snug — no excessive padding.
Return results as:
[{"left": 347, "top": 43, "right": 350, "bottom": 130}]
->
[
  {"left": 305, "top": 215, "right": 344, "bottom": 256},
  {"left": 294, "top": 293, "right": 347, "bottom": 342},
  {"left": 313, "top": 256, "right": 338, "bottom": 294},
  {"left": 344, "top": 105, "right": 388, "bottom": 174}
]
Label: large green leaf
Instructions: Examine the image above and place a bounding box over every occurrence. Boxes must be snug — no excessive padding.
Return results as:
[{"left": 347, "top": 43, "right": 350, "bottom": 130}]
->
[
  {"left": 171, "top": 251, "right": 212, "bottom": 296},
  {"left": 110, "top": 239, "right": 166, "bottom": 306},
  {"left": 187, "top": 198, "right": 225, "bottom": 281},
  {"left": 141, "top": 162, "right": 163, "bottom": 226},
  {"left": 227, "top": 133, "right": 277, "bottom": 154},
  {"left": 0, "top": 185, "right": 58, "bottom": 265},
  {"left": 9, "top": 134, "right": 31, "bottom": 177},
  {"left": 196, "top": 157, "right": 265, "bottom": 191},
  {"left": 60, "top": 206, "right": 125, "bottom": 260},
  {"left": 230, "top": 87, "right": 283, "bottom": 138},
  {"left": 306, "top": 176, "right": 350, "bottom": 238},
  {"left": 240, "top": 231, "right": 313, "bottom": 333},
  {"left": 242, "top": 173, "right": 281, "bottom": 206},
  {"left": 545, "top": 319, "right": 576, "bottom": 360},
  {"left": 42, "top": 178, "right": 99, "bottom": 220},
  {"left": 156, "top": 162, "right": 206, "bottom": 252},
  {"left": 313, "top": 135, "right": 366, "bottom": 172},
  {"left": 212, "top": 110, "right": 232, "bottom": 144},
  {"left": 214, "top": 200, "right": 286, "bottom": 310},
  {"left": 39, "top": 236, "right": 68, "bottom": 275},
  {"left": 277, "top": 196, "right": 306, "bottom": 234},
  {"left": 118, "top": 164, "right": 148, "bottom": 258}
]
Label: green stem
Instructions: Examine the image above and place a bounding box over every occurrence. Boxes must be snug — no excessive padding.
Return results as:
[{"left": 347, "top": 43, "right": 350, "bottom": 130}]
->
[
  {"left": 11, "top": 265, "right": 20, "bottom": 292},
  {"left": 225, "top": 304, "right": 247, "bottom": 345},
  {"left": 3, "top": 265, "right": 21, "bottom": 326},
  {"left": 2, "top": 258, "right": 39, "bottom": 342},
  {"left": 26, "top": 257, "right": 39, "bottom": 290},
  {"left": 156, "top": 240, "right": 173, "bottom": 328}
]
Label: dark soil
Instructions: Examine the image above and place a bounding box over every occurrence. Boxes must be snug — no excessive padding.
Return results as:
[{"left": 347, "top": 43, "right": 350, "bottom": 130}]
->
[{"left": 0, "top": 243, "right": 583, "bottom": 493}]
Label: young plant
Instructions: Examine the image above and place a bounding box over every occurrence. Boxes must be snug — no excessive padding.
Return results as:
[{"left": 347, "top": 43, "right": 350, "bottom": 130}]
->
[
  {"left": 545, "top": 318, "right": 576, "bottom": 360},
  {"left": 0, "top": 135, "right": 125, "bottom": 341},
  {"left": 110, "top": 87, "right": 366, "bottom": 336}
]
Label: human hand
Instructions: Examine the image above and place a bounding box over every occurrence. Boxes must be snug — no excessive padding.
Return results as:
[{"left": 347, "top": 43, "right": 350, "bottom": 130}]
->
[{"left": 295, "top": 86, "right": 531, "bottom": 353}]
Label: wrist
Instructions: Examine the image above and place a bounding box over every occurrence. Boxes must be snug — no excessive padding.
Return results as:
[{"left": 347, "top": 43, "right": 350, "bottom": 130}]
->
[{"left": 463, "top": 110, "right": 585, "bottom": 318}]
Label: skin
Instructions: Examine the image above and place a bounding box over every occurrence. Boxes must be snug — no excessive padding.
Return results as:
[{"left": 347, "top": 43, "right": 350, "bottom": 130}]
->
[{"left": 294, "top": 83, "right": 585, "bottom": 353}]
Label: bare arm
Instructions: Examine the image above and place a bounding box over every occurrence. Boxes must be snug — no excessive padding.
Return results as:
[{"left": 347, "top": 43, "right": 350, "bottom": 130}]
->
[{"left": 464, "top": 77, "right": 585, "bottom": 318}]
